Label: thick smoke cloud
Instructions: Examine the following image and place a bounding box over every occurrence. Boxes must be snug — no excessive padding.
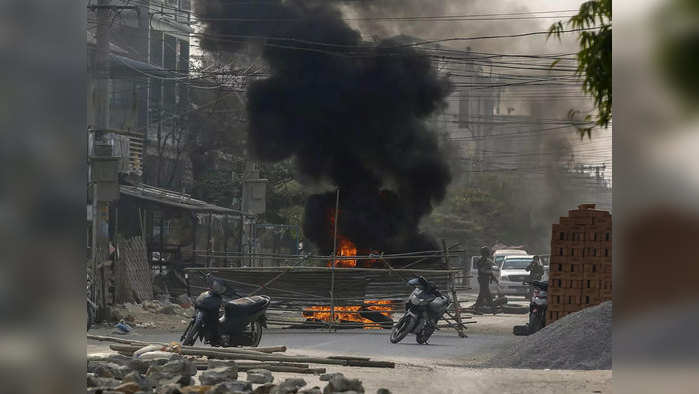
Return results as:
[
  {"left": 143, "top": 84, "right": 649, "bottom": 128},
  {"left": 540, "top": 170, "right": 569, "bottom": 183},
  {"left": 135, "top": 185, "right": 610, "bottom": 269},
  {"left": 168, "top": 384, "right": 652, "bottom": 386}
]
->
[{"left": 197, "top": 0, "right": 452, "bottom": 255}]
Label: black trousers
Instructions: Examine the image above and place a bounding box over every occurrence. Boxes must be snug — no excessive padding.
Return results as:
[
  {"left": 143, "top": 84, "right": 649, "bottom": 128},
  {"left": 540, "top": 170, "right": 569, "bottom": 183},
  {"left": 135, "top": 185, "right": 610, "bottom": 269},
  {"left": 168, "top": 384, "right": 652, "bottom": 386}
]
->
[{"left": 475, "top": 275, "right": 493, "bottom": 308}]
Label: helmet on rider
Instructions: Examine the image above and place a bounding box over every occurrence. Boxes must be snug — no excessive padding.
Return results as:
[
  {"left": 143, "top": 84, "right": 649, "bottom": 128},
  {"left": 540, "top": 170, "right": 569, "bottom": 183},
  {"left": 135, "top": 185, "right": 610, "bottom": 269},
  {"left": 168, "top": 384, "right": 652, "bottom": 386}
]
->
[
  {"left": 480, "top": 246, "right": 492, "bottom": 257},
  {"left": 209, "top": 277, "right": 227, "bottom": 296}
]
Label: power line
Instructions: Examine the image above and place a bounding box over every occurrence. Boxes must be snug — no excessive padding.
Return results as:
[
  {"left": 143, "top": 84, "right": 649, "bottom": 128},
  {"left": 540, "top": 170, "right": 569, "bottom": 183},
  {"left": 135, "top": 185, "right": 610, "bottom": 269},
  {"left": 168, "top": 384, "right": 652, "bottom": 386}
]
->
[
  {"left": 182, "top": 26, "right": 600, "bottom": 53},
  {"left": 191, "top": 14, "right": 578, "bottom": 23}
]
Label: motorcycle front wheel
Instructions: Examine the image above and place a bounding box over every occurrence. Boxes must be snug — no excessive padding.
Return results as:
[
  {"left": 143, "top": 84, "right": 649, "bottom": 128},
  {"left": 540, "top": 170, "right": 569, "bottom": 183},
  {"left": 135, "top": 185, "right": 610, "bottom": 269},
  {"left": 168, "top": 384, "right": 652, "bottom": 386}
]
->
[
  {"left": 182, "top": 319, "right": 200, "bottom": 346},
  {"left": 390, "top": 314, "right": 416, "bottom": 344},
  {"left": 248, "top": 320, "right": 263, "bottom": 347}
]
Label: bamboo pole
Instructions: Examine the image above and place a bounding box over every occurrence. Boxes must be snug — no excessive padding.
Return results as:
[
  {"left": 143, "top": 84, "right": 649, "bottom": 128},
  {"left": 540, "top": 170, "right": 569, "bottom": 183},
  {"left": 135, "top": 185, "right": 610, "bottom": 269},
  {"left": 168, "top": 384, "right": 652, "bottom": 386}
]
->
[
  {"left": 443, "top": 239, "right": 466, "bottom": 338},
  {"left": 183, "top": 345, "right": 285, "bottom": 356},
  {"left": 193, "top": 362, "right": 326, "bottom": 374},
  {"left": 110, "top": 344, "right": 348, "bottom": 365},
  {"left": 87, "top": 334, "right": 286, "bottom": 353},
  {"left": 186, "top": 267, "right": 462, "bottom": 274},
  {"left": 87, "top": 334, "right": 161, "bottom": 346},
  {"left": 191, "top": 249, "right": 449, "bottom": 259},
  {"left": 246, "top": 254, "right": 310, "bottom": 297},
  {"left": 239, "top": 365, "right": 326, "bottom": 374},
  {"left": 189, "top": 249, "right": 474, "bottom": 260},
  {"left": 327, "top": 356, "right": 371, "bottom": 361},
  {"left": 109, "top": 344, "right": 393, "bottom": 368},
  {"left": 330, "top": 188, "right": 340, "bottom": 332},
  {"left": 189, "top": 359, "right": 309, "bottom": 369},
  {"left": 234, "top": 362, "right": 309, "bottom": 369}
]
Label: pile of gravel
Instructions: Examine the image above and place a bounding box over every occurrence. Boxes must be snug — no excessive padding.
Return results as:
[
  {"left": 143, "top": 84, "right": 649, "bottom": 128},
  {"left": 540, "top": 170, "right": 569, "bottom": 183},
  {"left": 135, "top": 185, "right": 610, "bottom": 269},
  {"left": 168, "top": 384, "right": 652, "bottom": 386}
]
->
[{"left": 487, "top": 301, "right": 612, "bottom": 370}]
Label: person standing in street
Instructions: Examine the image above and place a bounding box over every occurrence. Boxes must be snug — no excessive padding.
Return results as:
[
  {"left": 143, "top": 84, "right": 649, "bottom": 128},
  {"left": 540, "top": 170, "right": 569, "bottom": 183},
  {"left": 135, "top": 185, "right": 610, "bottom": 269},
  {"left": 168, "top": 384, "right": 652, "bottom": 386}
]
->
[
  {"left": 474, "top": 246, "right": 495, "bottom": 313},
  {"left": 525, "top": 255, "right": 545, "bottom": 281},
  {"left": 525, "top": 255, "right": 545, "bottom": 299}
]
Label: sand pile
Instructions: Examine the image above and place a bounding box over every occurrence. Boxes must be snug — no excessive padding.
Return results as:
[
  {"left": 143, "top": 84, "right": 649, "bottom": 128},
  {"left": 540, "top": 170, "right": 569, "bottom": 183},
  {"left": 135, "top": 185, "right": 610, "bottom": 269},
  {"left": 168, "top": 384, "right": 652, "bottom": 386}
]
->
[{"left": 487, "top": 301, "right": 612, "bottom": 370}]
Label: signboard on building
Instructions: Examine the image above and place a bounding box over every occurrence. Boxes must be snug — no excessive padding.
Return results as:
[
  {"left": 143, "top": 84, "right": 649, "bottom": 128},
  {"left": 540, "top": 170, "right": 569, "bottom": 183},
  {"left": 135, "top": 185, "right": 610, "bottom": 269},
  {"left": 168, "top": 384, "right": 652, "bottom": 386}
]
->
[{"left": 242, "top": 178, "right": 267, "bottom": 215}]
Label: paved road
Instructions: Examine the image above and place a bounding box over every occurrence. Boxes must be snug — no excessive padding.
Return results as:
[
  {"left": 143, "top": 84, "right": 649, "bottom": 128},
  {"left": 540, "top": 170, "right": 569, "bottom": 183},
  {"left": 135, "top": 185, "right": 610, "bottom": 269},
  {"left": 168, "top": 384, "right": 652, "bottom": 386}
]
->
[
  {"left": 89, "top": 326, "right": 514, "bottom": 366},
  {"left": 88, "top": 313, "right": 612, "bottom": 393}
]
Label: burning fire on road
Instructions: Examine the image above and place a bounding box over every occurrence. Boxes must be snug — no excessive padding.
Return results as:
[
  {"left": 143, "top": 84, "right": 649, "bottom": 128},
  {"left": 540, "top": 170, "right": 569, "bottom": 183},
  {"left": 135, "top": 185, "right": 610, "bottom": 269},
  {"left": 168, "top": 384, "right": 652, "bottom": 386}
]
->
[{"left": 302, "top": 300, "right": 395, "bottom": 329}]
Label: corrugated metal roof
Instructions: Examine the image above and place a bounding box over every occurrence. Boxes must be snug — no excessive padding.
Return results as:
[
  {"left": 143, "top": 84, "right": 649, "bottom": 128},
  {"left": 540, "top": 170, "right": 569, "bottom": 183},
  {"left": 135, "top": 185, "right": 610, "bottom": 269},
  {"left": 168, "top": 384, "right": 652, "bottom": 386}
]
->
[{"left": 120, "top": 184, "right": 243, "bottom": 214}]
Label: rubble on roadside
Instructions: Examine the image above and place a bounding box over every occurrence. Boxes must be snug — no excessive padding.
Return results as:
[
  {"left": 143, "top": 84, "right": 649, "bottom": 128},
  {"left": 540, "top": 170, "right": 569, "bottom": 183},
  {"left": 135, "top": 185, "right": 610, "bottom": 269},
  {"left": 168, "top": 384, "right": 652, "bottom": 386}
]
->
[
  {"left": 105, "top": 298, "right": 196, "bottom": 330},
  {"left": 87, "top": 338, "right": 395, "bottom": 394},
  {"left": 87, "top": 355, "right": 387, "bottom": 393}
]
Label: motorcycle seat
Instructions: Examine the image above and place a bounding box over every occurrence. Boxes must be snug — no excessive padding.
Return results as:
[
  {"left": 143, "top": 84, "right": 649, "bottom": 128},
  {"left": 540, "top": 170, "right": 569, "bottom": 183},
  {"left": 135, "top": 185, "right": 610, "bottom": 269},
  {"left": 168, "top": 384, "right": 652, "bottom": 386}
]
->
[{"left": 224, "top": 295, "right": 270, "bottom": 316}]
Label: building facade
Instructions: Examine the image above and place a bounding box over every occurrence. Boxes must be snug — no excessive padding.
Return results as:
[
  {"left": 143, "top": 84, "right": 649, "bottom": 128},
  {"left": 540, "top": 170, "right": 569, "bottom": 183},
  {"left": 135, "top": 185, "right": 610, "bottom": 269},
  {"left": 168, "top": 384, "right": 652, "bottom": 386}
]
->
[{"left": 87, "top": 0, "right": 193, "bottom": 189}]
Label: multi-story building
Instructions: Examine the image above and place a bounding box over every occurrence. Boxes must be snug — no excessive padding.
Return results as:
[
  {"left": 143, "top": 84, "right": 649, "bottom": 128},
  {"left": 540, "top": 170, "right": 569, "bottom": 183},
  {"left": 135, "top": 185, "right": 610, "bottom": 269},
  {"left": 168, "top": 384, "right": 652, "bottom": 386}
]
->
[{"left": 87, "top": 0, "right": 193, "bottom": 189}]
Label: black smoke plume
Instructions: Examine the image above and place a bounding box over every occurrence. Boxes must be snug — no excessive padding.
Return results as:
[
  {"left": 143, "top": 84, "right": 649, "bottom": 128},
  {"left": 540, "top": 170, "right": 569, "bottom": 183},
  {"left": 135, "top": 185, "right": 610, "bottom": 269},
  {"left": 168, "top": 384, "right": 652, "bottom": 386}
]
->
[{"left": 197, "top": 0, "right": 452, "bottom": 257}]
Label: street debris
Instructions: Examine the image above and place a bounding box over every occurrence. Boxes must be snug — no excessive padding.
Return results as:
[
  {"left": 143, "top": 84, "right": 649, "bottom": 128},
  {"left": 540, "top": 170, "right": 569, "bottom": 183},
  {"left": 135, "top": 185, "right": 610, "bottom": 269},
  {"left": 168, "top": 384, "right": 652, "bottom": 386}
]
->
[
  {"left": 87, "top": 335, "right": 395, "bottom": 393},
  {"left": 246, "top": 369, "right": 274, "bottom": 384},
  {"left": 487, "top": 301, "right": 612, "bottom": 370},
  {"left": 107, "top": 300, "right": 196, "bottom": 330},
  {"left": 114, "top": 320, "right": 133, "bottom": 334}
]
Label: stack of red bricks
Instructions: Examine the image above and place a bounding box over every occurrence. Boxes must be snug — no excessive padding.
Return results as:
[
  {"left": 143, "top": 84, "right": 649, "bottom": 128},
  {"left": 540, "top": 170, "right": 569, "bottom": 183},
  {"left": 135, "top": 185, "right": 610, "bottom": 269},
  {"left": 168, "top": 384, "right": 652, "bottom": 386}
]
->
[{"left": 547, "top": 204, "right": 612, "bottom": 325}]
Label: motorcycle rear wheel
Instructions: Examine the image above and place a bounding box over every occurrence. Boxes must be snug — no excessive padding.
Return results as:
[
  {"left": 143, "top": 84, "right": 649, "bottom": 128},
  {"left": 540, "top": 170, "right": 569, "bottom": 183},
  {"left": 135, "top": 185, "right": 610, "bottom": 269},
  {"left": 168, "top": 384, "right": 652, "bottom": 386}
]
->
[
  {"left": 390, "top": 315, "right": 416, "bottom": 344},
  {"left": 416, "top": 328, "right": 434, "bottom": 344}
]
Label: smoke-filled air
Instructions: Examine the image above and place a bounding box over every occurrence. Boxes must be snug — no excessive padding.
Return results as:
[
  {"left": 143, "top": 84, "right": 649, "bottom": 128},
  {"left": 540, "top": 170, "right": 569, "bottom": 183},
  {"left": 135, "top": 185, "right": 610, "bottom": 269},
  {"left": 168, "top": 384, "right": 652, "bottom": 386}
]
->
[{"left": 196, "top": 0, "right": 453, "bottom": 256}]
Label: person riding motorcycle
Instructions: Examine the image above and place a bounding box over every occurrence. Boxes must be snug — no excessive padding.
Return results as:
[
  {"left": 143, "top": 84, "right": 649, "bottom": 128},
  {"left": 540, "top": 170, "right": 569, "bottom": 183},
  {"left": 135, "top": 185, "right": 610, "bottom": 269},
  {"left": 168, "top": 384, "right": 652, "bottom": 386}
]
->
[{"left": 474, "top": 246, "right": 496, "bottom": 312}]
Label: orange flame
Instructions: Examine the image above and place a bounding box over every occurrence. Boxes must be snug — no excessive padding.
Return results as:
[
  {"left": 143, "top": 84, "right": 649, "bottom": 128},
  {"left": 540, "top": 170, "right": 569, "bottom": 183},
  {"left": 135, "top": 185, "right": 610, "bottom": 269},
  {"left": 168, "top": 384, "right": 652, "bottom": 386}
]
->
[
  {"left": 302, "top": 300, "right": 393, "bottom": 328},
  {"left": 330, "top": 237, "right": 358, "bottom": 268}
]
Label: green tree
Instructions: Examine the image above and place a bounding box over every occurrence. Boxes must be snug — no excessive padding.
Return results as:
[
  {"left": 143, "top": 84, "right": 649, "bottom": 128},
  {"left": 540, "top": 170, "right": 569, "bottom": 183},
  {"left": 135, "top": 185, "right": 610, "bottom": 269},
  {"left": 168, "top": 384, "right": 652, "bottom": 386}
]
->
[
  {"left": 549, "top": 0, "right": 612, "bottom": 136},
  {"left": 259, "top": 159, "right": 307, "bottom": 227},
  {"left": 656, "top": 0, "right": 699, "bottom": 108},
  {"left": 186, "top": 86, "right": 247, "bottom": 206}
]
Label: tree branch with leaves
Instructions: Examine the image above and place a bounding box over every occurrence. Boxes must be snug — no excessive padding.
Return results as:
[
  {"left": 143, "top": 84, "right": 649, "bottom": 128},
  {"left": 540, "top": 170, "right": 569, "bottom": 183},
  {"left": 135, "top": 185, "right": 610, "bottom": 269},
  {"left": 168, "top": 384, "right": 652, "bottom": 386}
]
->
[{"left": 549, "top": 0, "right": 612, "bottom": 137}]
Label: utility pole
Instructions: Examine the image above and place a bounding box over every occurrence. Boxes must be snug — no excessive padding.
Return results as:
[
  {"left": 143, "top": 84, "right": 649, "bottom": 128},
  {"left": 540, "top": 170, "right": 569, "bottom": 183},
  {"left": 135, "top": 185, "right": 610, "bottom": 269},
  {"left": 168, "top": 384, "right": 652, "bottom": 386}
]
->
[
  {"left": 91, "top": 0, "right": 121, "bottom": 319},
  {"left": 91, "top": 0, "right": 113, "bottom": 320},
  {"left": 330, "top": 188, "right": 340, "bottom": 332},
  {"left": 240, "top": 161, "right": 268, "bottom": 267},
  {"left": 95, "top": 0, "right": 111, "bottom": 129}
]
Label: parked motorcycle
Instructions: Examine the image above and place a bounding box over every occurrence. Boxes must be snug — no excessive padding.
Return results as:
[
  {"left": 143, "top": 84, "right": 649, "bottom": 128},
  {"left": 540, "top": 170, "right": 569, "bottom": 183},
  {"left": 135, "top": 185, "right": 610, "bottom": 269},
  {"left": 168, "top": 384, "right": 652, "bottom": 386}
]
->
[
  {"left": 390, "top": 276, "right": 451, "bottom": 344},
  {"left": 181, "top": 273, "right": 270, "bottom": 347},
  {"left": 513, "top": 280, "right": 548, "bottom": 336}
]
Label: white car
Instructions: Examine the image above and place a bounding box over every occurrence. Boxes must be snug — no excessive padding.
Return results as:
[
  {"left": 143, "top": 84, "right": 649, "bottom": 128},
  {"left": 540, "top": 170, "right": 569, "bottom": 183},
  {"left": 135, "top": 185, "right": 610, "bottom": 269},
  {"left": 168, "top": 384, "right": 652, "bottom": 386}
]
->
[
  {"left": 493, "top": 249, "right": 528, "bottom": 268},
  {"left": 470, "top": 249, "right": 528, "bottom": 291},
  {"left": 497, "top": 255, "right": 537, "bottom": 297}
]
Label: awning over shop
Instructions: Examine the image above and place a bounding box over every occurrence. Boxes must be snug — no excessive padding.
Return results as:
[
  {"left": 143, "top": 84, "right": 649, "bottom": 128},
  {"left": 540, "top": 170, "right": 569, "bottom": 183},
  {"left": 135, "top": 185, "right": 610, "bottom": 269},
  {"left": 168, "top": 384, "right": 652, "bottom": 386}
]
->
[
  {"left": 120, "top": 183, "right": 242, "bottom": 215},
  {"left": 110, "top": 54, "right": 185, "bottom": 80}
]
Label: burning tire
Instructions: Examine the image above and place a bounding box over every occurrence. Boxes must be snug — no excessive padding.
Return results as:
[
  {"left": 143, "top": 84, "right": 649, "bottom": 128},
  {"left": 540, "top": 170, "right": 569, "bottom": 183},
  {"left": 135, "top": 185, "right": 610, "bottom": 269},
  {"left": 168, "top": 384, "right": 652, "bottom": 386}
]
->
[{"left": 359, "top": 310, "right": 394, "bottom": 329}]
